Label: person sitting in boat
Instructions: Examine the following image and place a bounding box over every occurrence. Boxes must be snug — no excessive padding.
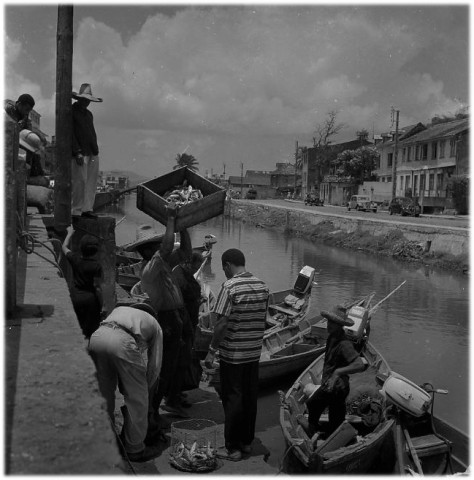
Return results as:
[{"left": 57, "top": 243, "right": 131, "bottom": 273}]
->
[{"left": 299, "top": 307, "right": 366, "bottom": 438}]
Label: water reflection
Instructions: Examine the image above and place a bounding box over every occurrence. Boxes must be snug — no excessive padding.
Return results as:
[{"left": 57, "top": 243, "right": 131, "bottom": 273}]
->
[{"left": 103, "top": 195, "right": 468, "bottom": 432}]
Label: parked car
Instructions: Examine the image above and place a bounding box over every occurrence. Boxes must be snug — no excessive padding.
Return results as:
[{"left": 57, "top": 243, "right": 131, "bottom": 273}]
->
[
  {"left": 388, "top": 197, "right": 421, "bottom": 217},
  {"left": 304, "top": 193, "right": 324, "bottom": 206},
  {"left": 347, "top": 195, "right": 377, "bottom": 212},
  {"left": 245, "top": 188, "right": 257, "bottom": 199}
]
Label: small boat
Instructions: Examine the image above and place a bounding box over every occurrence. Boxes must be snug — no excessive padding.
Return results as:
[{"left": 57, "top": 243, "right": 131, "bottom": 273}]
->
[
  {"left": 383, "top": 371, "right": 469, "bottom": 475},
  {"left": 279, "top": 338, "right": 396, "bottom": 474},
  {"left": 266, "top": 265, "right": 316, "bottom": 329},
  {"left": 201, "top": 294, "right": 375, "bottom": 389},
  {"left": 194, "top": 265, "right": 317, "bottom": 356},
  {"left": 116, "top": 234, "right": 216, "bottom": 292}
]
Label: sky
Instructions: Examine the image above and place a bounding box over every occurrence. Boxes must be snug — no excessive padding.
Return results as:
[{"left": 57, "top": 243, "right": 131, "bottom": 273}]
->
[{"left": 3, "top": 1, "right": 470, "bottom": 179}]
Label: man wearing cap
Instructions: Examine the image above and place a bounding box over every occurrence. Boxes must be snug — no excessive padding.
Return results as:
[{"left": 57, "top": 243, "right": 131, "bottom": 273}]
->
[
  {"left": 62, "top": 225, "right": 103, "bottom": 339},
  {"left": 71, "top": 83, "right": 102, "bottom": 219},
  {"left": 88, "top": 302, "right": 163, "bottom": 463},
  {"left": 5, "top": 93, "right": 35, "bottom": 130},
  {"left": 300, "top": 308, "right": 366, "bottom": 438}
]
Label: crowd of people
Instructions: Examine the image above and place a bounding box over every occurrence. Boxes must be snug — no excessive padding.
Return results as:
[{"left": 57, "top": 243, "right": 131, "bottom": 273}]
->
[{"left": 8, "top": 85, "right": 367, "bottom": 465}]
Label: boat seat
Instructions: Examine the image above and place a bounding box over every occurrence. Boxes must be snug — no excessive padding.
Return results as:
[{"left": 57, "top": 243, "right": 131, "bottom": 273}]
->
[
  {"left": 411, "top": 434, "right": 451, "bottom": 458},
  {"left": 268, "top": 304, "right": 300, "bottom": 317}
]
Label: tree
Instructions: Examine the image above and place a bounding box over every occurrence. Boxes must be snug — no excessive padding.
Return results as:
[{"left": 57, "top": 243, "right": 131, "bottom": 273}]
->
[
  {"left": 332, "top": 146, "right": 380, "bottom": 184},
  {"left": 312, "top": 110, "right": 345, "bottom": 174},
  {"left": 174, "top": 153, "right": 199, "bottom": 172}
]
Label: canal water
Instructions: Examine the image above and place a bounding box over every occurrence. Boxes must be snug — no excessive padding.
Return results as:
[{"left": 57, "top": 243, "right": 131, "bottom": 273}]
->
[{"left": 104, "top": 194, "right": 469, "bottom": 469}]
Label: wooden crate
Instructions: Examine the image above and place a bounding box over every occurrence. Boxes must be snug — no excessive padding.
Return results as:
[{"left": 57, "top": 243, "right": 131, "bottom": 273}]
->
[{"left": 136, "top": 167, "right": 226, "bottom": 231}]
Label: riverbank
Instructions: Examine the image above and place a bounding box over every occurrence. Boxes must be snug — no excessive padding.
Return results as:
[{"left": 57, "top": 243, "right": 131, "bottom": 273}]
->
[{"left": 226, "top": 200, "right": 469, "bottom": 273}]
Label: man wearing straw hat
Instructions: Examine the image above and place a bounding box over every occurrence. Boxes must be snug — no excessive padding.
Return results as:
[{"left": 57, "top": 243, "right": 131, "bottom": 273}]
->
[
  {"left": 298, "top": 307, "right": 366, "bottom": 438},
  {"left": 71, "top": 83, "right": 102, "bottom": 219}
]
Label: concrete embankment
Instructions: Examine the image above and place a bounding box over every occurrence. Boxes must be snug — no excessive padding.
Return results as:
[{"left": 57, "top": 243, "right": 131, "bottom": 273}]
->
[
  {"left": 226, "top": 200, "right": 469, "bottom": 272},
  {"left": 6, "top": 214, "right": 122, "bottom": 474}
]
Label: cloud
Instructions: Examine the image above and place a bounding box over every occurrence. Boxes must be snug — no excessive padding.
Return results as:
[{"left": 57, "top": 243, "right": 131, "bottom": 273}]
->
[{"left": 68, "top": 6, "right": 465, "bottom": 143}]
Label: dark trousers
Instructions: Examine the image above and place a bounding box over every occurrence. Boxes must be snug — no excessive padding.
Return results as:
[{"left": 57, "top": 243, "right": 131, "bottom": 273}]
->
[
  {"left": 307, "top": 385, "right": 349, "bottom": 435},
  {"left": 219, "top": 359, "right": 259, "bottom": 451},
  {"left": 70, "top": 289, "right": 101, "bottom": 339},
  {"left": 151, "top": 309, "right": 183, "bottom": 411}
]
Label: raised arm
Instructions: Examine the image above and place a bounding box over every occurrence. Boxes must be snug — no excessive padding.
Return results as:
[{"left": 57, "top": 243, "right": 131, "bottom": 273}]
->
[
  {"left": 61, "top": 225, "right": 75, "bottom": 256},
  {"left": 159, "top": 202, "right": 177, "bottom": 260}
]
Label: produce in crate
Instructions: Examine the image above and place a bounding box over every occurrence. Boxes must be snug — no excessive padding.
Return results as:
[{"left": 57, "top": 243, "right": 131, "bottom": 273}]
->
[{"left": 163, "top": 180, "right": 204, "bottom": 207}]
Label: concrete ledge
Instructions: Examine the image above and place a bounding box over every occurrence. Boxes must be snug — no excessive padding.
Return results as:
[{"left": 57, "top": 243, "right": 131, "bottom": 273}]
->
[{"left": 6, "top": 214, "right": 121, "bottom": 474}]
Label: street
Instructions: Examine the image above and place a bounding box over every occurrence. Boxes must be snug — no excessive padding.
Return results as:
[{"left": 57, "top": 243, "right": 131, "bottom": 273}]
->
[{"left": 242, "top": 199, "right": 469, "bottom": 231}]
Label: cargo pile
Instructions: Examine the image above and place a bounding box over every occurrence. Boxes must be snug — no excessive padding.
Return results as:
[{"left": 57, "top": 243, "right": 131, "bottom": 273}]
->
[
  {"left": 169, "top": 440, "right": 217, "bottom": 472},
  {"left": 163, "top": 181, "right": 204, "bottom": 207}
]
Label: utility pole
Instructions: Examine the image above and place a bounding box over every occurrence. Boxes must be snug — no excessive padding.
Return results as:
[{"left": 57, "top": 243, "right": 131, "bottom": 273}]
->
[
  {"left": 240, "top": 162, "right": 244, "bottom": 197},
  {"left": 54, "top": 5, "right": 73, "bottom": 232},
  {"left": 294, "top": 140, "right": 298, "bottom": 196},
  {"left": 391, "top": 107, "right": 400, "bottom": 200}
]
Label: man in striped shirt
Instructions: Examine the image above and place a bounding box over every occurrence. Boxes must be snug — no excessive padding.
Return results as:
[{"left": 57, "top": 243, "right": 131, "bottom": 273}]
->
[{"left": 205, "top": 249, "right": 269, "bottom": 461}]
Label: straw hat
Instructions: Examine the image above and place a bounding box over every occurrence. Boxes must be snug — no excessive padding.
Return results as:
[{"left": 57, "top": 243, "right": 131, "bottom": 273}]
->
[
  {"left": 302, "top": 383, "right": 320, "bottom": 402},
  {"left": 321, "top": 309, "right": 354, "bottom": 327},
  {"left": 19, "top": 130, "right": 42, "bottom": 153},
  {"left": 123, "top": 225, "right": 164, "bottom": 252},
  {"left": 72, "top": 83, "right": 103, "bottom": 102}
]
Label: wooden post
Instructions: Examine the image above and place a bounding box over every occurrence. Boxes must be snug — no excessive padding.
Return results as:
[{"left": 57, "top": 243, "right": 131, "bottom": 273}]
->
[
  {"left": 54, "top": 5, "right": 73, "bottom": 232},
  {"left": 5, "top": 118, "right": 19, "bottom": 315}
]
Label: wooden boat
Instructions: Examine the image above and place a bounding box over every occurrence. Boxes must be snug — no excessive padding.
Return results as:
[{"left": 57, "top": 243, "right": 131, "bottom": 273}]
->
[
  {"left": 201, "top": 294, "right": 375, "bottom": 391},
  {"left": 116, "top": 234, "right": 216, "bottom": 292},
  {"left": 194, "top": 265, "right": 318, "bottom": 355},
  {"left": 266, "top": 266, "right": 316, "bottom": 329},
  {"left": 279, "top": 339, "right": 396, "bottom": 474},
  {"left": 384, "top": 371, "right": 469, "bottom": 475}
]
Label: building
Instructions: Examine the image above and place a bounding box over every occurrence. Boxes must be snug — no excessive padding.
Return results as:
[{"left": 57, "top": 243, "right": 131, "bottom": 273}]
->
[
  {"left": 98, "top": 171, "right": 129, "bottom": 191},
  {"left": 270, "top": 163, "right": 297, "bottom": 196},
  {"left": 374, "top": 118, "right": 469, "bottom": 212},
  {"left": 228, "top": 170, "right": 273, "bottom": 198}
]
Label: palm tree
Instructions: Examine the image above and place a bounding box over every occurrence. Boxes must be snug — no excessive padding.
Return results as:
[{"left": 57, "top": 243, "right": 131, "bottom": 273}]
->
[{"left": 174, "top": 153, "right": 199, "bottom": 172}]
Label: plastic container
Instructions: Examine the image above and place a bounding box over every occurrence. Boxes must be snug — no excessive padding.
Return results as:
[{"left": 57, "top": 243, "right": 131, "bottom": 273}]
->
[
  {"left": 344, "top": 305, "right": 369, "bottom": 341},
  {"left": 137, "top": 167, "right": 226, "bottom": 231}
]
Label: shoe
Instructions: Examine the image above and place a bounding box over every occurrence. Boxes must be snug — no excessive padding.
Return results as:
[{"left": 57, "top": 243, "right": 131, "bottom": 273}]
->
[
  {"left": 216, "top": 447, "right": 242, "bottom": 461},
  {"left": 240, "top": 443, "right": 252, "bottom": 454},
  {"left": 81, "top": 211, "right": 98, "bottom": 219},
  {"left": 161, "top": 403, "right": 190, "bottom": 418},
  {"left": 125, "top": 446, "right": 159, "bottom": 463}
]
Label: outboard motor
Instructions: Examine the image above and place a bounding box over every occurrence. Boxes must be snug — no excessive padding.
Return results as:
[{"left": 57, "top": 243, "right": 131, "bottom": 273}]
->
[{"left": 292, "top": 266, "right": 316, "bottom": 295}]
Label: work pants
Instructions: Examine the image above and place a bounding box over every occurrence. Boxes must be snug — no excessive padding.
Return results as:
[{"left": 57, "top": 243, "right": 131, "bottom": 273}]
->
[
  {"left": 88, "top": 326, "right": 151, "bottom": 454},
  {"left": 70, "top": 288, "right": 101, "bottom": 339},
  {"left": 219, "top": 359, "right": 259, "bottom": 451},
  {"left": 306, "top": 385, "right": 349, "bottom": 435},
  {"left": 71, "top": 155, "right": 99, "bottom": 215},
  {"left": 151, "top": 309, "right": 183, "bottom": 411}
]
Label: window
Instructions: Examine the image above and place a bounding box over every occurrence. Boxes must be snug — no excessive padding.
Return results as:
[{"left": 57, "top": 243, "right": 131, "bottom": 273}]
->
[
  {"left": 429, "top": 173, "right": 434, "bottom": 190},
  {"left": 406, "top": 175, "right": 411, "bottom": 188},
  {"left": 421, "top": 144, "right": 428, "bottom": 160},
  {"left": 407, "top": 147, "right": 411, "bottom": 162},
  {"left": 440, "top": 140, "right": 446, "bottom": 158},
  {"left": 437, "top": 173, "right": 443, "bottom": 192},
  {"left": 402, "top": 148, "right": 406, "bottom": 162},
  {"left": 450, "top": 138, "right": 456, "bottom": 157},
  {"left": 431, "top": 142, "right": 438, "bottom": 160},
  {"left": 400, "top": 176, "right": 404, "bottom": 191},
  {"left": 387, "top": 176, "right": 392, "bottom": 182},
  {"left": 387, "top": 153, "right": 393, "bottom": 167},
  {"left": 414, "top": 176, "right": 418, "bottom": 195},
  {"left": 415, "top": 145, "right": 420, "bottom": 160}
]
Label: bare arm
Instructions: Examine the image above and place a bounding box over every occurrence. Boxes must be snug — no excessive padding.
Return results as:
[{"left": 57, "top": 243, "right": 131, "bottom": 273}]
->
[
  {"left": 61, "top": 225, "right": 75, "bottom": 256},
  {"left": 159, "top": 202, "right": 177, "bottom": 260},
  {"left": 204, "top": 313, "right": 229, "bottom": 368},
  {"left": 178, "top": 228, "right": 192, "bottom": 260}
]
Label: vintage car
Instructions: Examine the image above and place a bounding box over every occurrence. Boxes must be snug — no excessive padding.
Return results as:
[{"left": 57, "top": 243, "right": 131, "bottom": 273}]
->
[
  {"left": 388, "top": 197, "right": 421, "bottom": 217},
  {"left": 304, "top": 193, "right": 324, "bottom": 206},
  {"left": 245, "top": 188, "right": 257, "bottom": 199},
  {"left": 347, "top": 195, "right": 377, "bottom": 212}
]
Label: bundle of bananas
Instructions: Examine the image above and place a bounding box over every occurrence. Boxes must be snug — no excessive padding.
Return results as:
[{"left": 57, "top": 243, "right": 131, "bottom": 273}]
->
[
  {"left": 169, "top": 440, "right": 217, "bottom": 473},
  {"left": 163, "top": 181, "right": 204, "bottom": 207}
]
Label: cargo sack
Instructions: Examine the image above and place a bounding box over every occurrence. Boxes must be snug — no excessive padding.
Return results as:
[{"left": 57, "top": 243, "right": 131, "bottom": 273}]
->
[{"left": 27, "top": 185, "right": 53, "bottom": 214}]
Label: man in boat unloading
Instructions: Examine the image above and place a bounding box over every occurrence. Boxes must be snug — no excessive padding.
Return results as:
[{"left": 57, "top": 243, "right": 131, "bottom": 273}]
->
[{"left": 299, "top": 307, "right": 366, "bottom": 438}]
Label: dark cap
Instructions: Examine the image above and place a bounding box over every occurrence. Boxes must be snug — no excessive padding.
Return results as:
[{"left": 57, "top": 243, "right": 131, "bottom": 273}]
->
[{"left": 17, "top": 93, "right": 35, "bottom": 108}]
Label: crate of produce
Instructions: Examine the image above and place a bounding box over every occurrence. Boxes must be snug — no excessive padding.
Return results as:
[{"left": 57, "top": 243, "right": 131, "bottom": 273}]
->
[{"left": 136, "top": 167, "right": 226, "bottom": 231}]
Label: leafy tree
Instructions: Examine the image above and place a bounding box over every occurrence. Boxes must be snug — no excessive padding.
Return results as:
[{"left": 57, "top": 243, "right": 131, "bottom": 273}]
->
[
  {"left": 174, "top": 153, "right": 199, "bottom": 172},
  {"left": 448, "top": 176, "right": 469, "bottom": 215},
  {"left": 333, "top": 146, "right": 380, "bottom": 184}
]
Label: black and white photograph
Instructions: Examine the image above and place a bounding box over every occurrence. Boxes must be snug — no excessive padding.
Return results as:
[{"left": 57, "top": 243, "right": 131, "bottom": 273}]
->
[{"left": 4, "top": 1, "right": 469, "bottom": 475}]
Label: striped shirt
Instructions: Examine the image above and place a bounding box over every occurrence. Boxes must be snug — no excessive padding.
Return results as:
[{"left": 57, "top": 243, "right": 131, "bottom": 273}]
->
[{"left": 213, "top": 271, "right": 269, "bottom": 364}]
